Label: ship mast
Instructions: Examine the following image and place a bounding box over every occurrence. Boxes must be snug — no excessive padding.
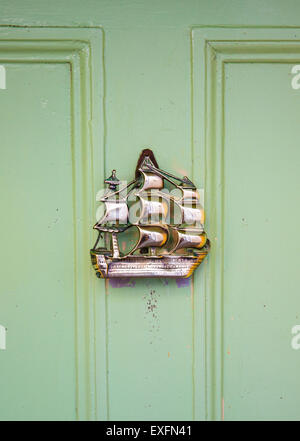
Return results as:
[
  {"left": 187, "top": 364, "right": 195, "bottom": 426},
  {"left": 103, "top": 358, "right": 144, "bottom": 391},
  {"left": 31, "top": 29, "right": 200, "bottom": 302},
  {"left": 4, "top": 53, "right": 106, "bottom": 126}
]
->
[
  {"left": 93, "top": 169, "right": 136, "bottom": 258},
  {"left": 124, "top": 153, "right": 169, "bottom": 256},
  {"left": 135, "top": 152, "right": 207, "bottom": 254}
]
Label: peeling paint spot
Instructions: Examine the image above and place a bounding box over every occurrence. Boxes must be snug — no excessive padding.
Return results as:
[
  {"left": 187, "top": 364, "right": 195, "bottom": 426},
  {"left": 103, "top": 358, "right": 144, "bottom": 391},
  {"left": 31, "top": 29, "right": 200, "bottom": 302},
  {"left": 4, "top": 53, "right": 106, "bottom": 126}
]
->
[
  {"left": 144, "top": 289, "right": 160, "bottom": 344},
  {"left": 175, "top": 277, "right": 191, "bottom": 288},
  {"left": 109, "top": 278, "right": 136, "bottom": 288},
  {"left": 168, "top": 352, "right": 170, "bottom": 358}
]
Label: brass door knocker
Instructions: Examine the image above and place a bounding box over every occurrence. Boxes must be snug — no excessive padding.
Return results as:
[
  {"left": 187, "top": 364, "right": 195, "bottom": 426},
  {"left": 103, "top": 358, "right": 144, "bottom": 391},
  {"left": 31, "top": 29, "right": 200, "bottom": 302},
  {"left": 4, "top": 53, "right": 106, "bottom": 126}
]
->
[{"left": 90, "top": 149, "right": 210, "bottom": 278}]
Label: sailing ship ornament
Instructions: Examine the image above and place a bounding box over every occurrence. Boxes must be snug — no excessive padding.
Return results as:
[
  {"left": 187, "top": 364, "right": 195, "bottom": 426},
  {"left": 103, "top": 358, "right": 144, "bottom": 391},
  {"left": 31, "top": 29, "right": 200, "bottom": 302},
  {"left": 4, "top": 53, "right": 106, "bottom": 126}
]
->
[{"left": 90, "top": 149, "right": 210, "bottom": 278}]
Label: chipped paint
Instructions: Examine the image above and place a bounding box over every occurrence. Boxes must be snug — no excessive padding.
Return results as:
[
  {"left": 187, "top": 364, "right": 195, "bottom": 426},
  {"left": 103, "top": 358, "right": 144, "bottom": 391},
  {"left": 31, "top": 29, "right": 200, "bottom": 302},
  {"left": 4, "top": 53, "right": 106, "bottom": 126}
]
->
[{"left": 143, "top": 289, "right": 160, "bottom": 345}]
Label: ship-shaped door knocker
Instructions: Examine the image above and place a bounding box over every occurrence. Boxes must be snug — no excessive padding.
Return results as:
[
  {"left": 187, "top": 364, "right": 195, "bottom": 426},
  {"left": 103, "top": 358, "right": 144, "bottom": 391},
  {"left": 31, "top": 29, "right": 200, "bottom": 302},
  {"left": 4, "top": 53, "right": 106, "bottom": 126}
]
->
[{"left": 90, "top": 149, "right": 210, "bottom": 278}]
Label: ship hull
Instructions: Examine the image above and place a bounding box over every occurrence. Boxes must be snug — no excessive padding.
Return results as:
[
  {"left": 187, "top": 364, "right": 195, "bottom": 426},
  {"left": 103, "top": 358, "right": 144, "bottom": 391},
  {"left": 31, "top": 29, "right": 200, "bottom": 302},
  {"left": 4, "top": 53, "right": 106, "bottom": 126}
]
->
[{"left": 90, "top": 249, "right": 209, "bottom": 278}]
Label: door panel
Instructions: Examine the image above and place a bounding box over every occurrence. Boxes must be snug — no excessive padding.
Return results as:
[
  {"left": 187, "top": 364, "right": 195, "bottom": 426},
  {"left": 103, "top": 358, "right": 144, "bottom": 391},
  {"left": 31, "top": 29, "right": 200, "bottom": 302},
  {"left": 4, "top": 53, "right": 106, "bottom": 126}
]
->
[
  {"left": 193, "top": 27, "right": 300, "bottom": 420},
  {"left": 0, "top": 62, "right": 75, "bottom": 420},
  {"left": 223, "top": 61, "right": 300, "bottom": 420},
  {"left": 0, "top": 27, "right": 103, "bottom": 421}
]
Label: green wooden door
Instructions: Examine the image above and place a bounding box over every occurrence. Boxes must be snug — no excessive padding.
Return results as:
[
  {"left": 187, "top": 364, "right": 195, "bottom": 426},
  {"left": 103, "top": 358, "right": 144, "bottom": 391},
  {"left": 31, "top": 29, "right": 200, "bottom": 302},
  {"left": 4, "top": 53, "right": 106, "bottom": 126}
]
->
[{"left": 0, "top": 1, "right": 300, "bottom": 421}]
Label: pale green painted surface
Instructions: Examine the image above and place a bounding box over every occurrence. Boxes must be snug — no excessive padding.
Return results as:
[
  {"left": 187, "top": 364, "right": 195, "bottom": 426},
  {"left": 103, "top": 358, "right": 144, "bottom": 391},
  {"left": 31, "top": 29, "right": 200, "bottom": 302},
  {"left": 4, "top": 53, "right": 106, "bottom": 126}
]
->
[
  {"left": 0, "top": 62, "right": 76, "bottom": 420},
  {"left": 223, "top": 62, "right": 300, "bottom": 420},
  {"left": 0, "top": 0, "right": 300, "bottom": 421}
]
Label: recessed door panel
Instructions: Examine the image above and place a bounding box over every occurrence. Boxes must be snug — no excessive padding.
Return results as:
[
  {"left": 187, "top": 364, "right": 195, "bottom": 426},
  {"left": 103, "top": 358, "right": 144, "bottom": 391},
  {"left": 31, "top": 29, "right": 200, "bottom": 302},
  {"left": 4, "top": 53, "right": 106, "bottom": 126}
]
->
[
  {"left": 0, "top": 62, "right": 75, "bottom": 420},
  {"left": 223, "top": 61, "right": 300, "bottom": 420}
]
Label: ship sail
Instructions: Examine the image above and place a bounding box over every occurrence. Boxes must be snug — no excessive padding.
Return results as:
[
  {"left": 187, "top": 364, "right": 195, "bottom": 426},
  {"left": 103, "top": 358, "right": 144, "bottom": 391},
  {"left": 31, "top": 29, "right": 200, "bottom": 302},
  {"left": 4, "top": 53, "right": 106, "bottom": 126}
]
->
[
  {"left": 118, "top": 225, "right": 168, "bottom": 256},
  {"left": 94, "top": 199, "right": 128, "bottom": 230},
  {"left": 127, "top": 168, "right": 169, "bottom": 225},
  {"left": 94, "top": 169, "right": 129, "bottom": 231},
  {"left": 181, "top": 205, "right": 204, "bottom": 226},
  {"left": 166, "top": 198, "right": 204, "bottom": 227},
  {"left": 128, "top": 191, "right": 169, "bottom": 225},
  {"left": 173, "top": 186, "right": 201, "bottom": 202},
  {"left": 167, "top": 227, "right": 207, "bottom": 253},
  {"left": 138, "top": 170, "right": 163, "bottom": 191},
  {"left": 168, "top": 186, "right": 205, "bottom": 227}
]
